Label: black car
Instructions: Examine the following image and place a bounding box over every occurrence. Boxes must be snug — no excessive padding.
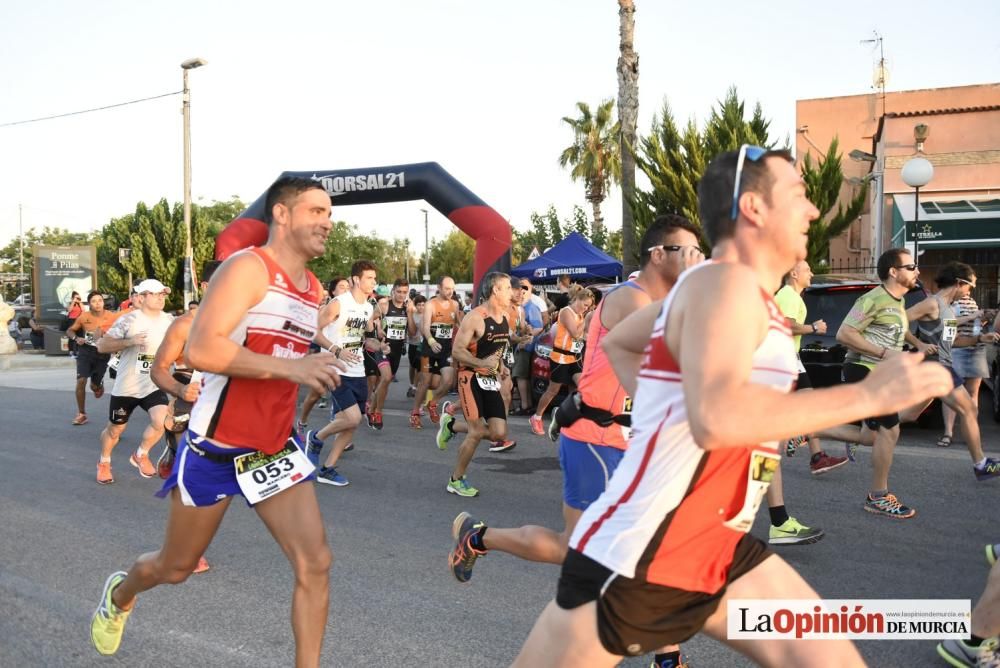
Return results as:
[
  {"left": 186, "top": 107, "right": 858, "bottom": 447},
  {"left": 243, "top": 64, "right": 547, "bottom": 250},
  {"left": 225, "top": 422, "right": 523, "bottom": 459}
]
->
[{"left": 797, "top": 274, "right": 938, "bottom": 426}]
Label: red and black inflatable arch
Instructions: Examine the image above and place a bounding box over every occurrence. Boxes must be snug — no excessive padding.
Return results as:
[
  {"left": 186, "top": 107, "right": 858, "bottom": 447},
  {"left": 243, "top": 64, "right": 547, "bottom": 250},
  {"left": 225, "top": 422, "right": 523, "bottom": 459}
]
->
[{"left": 215, "top": 162, "right": 511, "bottom": 294}]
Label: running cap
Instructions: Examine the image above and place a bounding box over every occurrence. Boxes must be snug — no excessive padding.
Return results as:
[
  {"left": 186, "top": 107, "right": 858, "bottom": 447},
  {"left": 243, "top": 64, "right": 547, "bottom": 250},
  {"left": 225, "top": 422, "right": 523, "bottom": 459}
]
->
[{"left": 135, "top": 278, "right": 171, "bottom": 294}]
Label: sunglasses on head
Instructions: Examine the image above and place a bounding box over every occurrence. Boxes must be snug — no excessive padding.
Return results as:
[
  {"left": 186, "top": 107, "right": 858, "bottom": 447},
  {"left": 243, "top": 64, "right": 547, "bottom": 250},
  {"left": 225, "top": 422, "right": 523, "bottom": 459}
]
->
[
  {"left": 730, "top": 144, "right": 768, "bottom": 220},
  {"left": 957, "top": 277, "right": 976, "bottom": 287},
  {"left": 893, "top": 263, "right": 918, "bottom": 272}
]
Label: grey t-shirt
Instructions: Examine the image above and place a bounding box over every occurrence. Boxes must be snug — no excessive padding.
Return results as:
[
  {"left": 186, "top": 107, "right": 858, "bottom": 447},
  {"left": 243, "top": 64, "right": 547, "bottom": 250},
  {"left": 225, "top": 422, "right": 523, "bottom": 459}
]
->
[{"left": 915, "top": 294, "right": 958, "bottom": 366}]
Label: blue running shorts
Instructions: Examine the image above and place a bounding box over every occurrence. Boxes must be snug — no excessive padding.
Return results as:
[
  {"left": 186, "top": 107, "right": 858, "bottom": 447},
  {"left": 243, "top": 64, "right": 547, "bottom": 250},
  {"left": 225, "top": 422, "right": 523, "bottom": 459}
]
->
[
  {"left": 559, "top": 435, "right": 625, "bottom": 511},
  {"left": 330, "top": 375, "right": 368, "bottom": 415},
  {"left": 157, "top": 431, "right": 313, "bottom": 507}
]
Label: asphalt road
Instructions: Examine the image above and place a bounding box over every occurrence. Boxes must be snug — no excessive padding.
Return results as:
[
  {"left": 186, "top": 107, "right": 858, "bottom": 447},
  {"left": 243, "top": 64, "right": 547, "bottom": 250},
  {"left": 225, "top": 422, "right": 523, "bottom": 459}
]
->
[{"left": 1, "top": 358, "right": 998, "bottom": 667}]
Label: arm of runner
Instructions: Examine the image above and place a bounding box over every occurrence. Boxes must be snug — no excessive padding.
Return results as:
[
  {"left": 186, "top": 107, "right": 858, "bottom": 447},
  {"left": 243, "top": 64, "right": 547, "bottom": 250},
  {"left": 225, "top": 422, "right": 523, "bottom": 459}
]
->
[
  {"left": 675, "top": 264, "right": 953, "bottom": 450},
  {"left": 601, "top": 299, "right": 663, "bottom": 397},
  {"left": 151, "top": 316, "right": 199, "bottom": 402},
  {"left": 185, "top": 252, "right": 343, "bottom": 394},
  {"left": 405, "top": 300, "right": 417, "bottom": 336},
  {"left": 96, "top": 313, "right": 144, "bottom": 354},
  {"left": 903, "top": 297, "right": 938, "bottom": 354},
  {"left": 312, "top": 300, "right": 340, "bottom": 351},
  {"left": 559, "top": 306, "right": 585, "bottom": 338},
  {"left": 422, "top": 304, "right": 441, "bottom": 353},
  {"left": 451, "top": 311, "right": 498, "bottom": 371}
]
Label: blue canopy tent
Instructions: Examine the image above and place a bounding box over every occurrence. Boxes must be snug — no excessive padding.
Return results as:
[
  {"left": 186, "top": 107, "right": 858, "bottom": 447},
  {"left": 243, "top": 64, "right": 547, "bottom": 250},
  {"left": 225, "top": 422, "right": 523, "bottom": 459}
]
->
[{"left": 509, "top": 232, "right": 622, "bottom": 282}]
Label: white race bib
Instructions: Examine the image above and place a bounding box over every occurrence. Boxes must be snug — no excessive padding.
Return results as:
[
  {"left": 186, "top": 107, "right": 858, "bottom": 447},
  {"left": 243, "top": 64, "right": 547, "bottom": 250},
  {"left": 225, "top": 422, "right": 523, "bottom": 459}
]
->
[
  {"left": 234, "top": 441, "right": 315, "bottom": 505},
  {"left": 570, "top": 339, "right": 584, "bottom": 354},
  {"left": 431, "top": 323, "right": 454, "bottom": 340},
  {"left": 796, "top": 357, "right": 806, "bottom": 374},
  {"left": 385, "top": 316, "right": 407, "bottom": 340},
  {"left": 137, "top": 353, "right": 155, "bottom": 375},
  {"left": 108, "top": 353, "right": 121, "bottom": 371},
  {"left": 476, "top": 374, "right": 501, "bottom": 391},
  {"left": 722, "top": 450, "right": 780, "bottom": 533},
  {"left": 619, "top": 395, "right": 633, "bottom": 441},
  {"left": 942, "top": 318, "right": 958, "bottom": 344}
]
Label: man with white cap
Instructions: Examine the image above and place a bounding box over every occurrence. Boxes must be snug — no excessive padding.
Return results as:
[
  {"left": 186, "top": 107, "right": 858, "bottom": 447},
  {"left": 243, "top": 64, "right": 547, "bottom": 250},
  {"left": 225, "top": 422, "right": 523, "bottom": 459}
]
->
[{"left": 95, "top": 278, "right": 175, "bottom": 484}]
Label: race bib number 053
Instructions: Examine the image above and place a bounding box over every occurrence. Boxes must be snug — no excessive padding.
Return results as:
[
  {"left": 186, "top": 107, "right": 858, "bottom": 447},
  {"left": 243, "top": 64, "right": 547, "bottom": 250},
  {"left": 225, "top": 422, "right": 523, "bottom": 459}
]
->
[{"left": 234, "top": 442, "right": 314, "bottom": 505}]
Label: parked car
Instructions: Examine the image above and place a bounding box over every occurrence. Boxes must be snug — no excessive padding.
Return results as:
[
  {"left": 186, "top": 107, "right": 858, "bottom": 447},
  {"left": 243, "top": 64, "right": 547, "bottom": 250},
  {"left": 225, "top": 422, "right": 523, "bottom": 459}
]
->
[{"left": 798, "top": 273, "right": 938, "bottom": 426}]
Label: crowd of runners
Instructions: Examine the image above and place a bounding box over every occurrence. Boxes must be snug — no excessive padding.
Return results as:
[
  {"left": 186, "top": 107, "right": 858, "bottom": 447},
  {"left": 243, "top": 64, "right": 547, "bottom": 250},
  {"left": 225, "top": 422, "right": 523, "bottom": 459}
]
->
[{"left": 72, "top": 151, "right": 1000, "bottom": 667}]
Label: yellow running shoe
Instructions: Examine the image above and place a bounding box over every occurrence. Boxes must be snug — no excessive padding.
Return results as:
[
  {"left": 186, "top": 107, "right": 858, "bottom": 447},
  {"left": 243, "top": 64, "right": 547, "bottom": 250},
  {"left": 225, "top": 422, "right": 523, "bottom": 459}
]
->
[{"left": 90, "top": 571, "right": 131, "bottom": 656}]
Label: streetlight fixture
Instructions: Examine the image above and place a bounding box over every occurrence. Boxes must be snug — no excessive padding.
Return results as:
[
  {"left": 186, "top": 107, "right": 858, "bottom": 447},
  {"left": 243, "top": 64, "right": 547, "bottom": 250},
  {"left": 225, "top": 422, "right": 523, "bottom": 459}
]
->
[
  {"left": 181, "top": 57, "right": 207, "bottom": 311},
  {"left": 901, "top": 156, "right": 934, "bottom": 264},
  {"left": 420, "top": 208, "right": 430, "bottom": 299},
  {"left": 850, "top": 148, "right": 884, "bottom": 262}
]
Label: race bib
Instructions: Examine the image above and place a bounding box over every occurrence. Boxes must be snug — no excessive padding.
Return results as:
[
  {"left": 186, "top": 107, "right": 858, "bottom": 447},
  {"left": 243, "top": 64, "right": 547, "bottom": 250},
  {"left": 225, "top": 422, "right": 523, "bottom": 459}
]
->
[
  {"left": 108, "top": 353, "right": 121, "bottom": 371},
  {"left": 234, "top": 441, "right": 314, "bottom": 505},
  {"left": 942, "top": 318, "right": 958, "bottom": 344},
  {"left": 476, "top": 374, "right": 501, "bottom": 391},
  {"left": 796, "top": 357, "right": 806, "bottom": 374},
  {"left": 385, "top": 316, "right": 407, "bottom": 340},
  {"left": 620, "top": 396, "right": 633, "bottom": 440},
  {"left": 83, "top": 331, "right": 98, "bottom": 346},
  {"left": 138, "top": 353, "right": 156, "bottom": 375},
  {"left": 431, "top": 323, "right": 454, "bottom": 340},
  {"left": 570, "top": 339, "right": 584, "bottom": 354},
  {"left": 722, "top": 450, "right": 780, "bottom": 533}
]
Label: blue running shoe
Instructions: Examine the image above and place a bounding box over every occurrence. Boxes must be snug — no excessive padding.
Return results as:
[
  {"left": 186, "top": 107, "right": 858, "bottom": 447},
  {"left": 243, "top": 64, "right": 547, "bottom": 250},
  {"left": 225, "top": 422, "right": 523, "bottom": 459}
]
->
[
  {"left": 864, "top": 492, "right": 915, "bottom": 519},
  {"left": 975, "top": 458, "right": 1000, "bottom": 482},
  {"left": 305, "top": 430, "right": 323, "bottom": 468},
  {"left": 448, "top": 512, "right": 486, "bottom": 583},
  {"left": 316, "top": 466, "right": 349, "bottom": 487}
]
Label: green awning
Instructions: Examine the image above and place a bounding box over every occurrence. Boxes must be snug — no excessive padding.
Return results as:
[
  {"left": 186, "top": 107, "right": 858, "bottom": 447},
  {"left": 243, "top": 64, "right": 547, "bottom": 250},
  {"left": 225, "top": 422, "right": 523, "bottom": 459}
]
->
[{"left": 890, "top": 195, "right": 1000, "bottom": 245}]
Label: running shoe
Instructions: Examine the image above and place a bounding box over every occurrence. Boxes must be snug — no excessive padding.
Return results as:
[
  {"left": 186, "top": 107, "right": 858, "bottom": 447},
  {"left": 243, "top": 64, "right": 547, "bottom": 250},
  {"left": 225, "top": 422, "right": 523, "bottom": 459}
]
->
[
  {"left": 844, "top": 441, "right": 860, "bottom": 463},
  {"left": 975, "top": 458, "right": 1000, "bottom": 481},
  {"left": 427, "top": 401, "right": 441, "bottom": 424},
  {"left": 987, "top": 543, "right": 998, "bottom": 567},
  {"left": 316, "top": 466, "right": 349, "bottom": 487},
  {"left": 92, "top": 383, "right": 105, "bottom": 399},
  {"left": 936, "top": 637, "right": 1000, "bottom": 668},
  {"left": 96, "top": 461, "right": 114, "bottom": 485},
  {"left": 372, "top": 412, "right": 383, "bottom": 431},
  {"left": 129, "top": 450, "right": 155, "bottom": 478},
  {"left": 785, "top": 434, "right": 806, "bottom": 457},
  {"left": 548, "top": 408, "right": 561, "bottom": 442},
  {"left": 156, "top": 444, "right": 175, "bottom": 480},
  {"left": 406, "top": 386, "right": 416, "bottom": 398},
  {"left": 316, "top": 398, "right": 328, "bottom": 409},
  {"left": 441, "top": 400, "right": 453, "bottom": 417},
  {"left": 295, "top": 420, "right": 307, "bottom": 437},
  {"left": 192, "top": 556, "right": 210, "bottom": 574},
  {"left": 90, "top": 571, "right": 131, "bottom": 656},
  {"left": 489, "top": 440, "right": 516, "bottom": 453},
  {"left": 367, "top": 413, "right": 377, "bottom": 430},
  {"left": 72, "top": 412, "right": 88, "bottom": 426},
  {"left": 649, "top": 654, "right": 691, "bottom": 668},
  {"left": 810, "top": 452, "right": 849, "bottom": 476},
  {"left": 344, "top": 442, "right": 354, "bottom": 452},
  {"left": 768, "top": 517, "right": 825, "bottom": 545},
  {"left": 528, "top": 414, "right": 544, "bottom": 435},
  {"left": 437, "top": 413, "right": 455, "bottom": 450},
  {"left": 448, "top": 511, "right": 486, "bottom": 583},
  {"left": 864, "top": 492, "right": 916, "bottom": 519},
  {"left": 409, "top": 411, "right": 422, "bottom": 430},
  {"left": 446, "top": 477, "right": 479, "bottom": 497},
  {"left": 305, "top": 430, "right": 323, "bottom": 467}
]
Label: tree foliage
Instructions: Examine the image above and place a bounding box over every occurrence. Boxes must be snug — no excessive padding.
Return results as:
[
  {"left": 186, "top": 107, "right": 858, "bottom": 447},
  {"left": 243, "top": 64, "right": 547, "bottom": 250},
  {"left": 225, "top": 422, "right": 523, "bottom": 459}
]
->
[
  {"left": 559, "top": 100, "right": 621, "bottom": 238},
  {"left": 800, "top": 137, "right": 869, "bottom": 269},
  {"left": 630, "top": 87, "right": 774, "bottom": 264}
]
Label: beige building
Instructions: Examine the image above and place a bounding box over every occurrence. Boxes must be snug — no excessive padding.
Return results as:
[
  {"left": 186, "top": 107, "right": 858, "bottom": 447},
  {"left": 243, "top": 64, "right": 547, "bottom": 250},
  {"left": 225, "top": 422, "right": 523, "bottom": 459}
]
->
[{"left": 795, "top": 83, "right": 1000, "bottom": 303}]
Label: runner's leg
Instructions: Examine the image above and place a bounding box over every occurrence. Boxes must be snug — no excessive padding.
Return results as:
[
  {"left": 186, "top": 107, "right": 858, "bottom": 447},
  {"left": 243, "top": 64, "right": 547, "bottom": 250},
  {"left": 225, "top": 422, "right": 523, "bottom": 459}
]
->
[
  {"left": 512, "top": 600, "right": 620, "bottom": 668},
  {"left": 870, "top": 424, "right": 900, "bottom": 492},
  {"left": 452, "top": 419, "right": 487, "bottom": 480},
  {"left": 76, "top": 377, "right": 87, "bottom": 414},
  {"left": 255, "top": 481, "right": 331, "bottom": 668},
  {"left": 100, "top": 422, "right": 128, "bottom": 459},
  {"left": 299, "top": 389, "right": 320, "bottom": 426}
]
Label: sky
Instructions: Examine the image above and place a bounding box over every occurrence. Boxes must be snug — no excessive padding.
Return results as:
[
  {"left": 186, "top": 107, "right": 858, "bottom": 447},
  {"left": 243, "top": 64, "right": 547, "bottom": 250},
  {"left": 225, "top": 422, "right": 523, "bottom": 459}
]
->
[{"left": 1, "top": 0, "right": 998, "bottom": 256}]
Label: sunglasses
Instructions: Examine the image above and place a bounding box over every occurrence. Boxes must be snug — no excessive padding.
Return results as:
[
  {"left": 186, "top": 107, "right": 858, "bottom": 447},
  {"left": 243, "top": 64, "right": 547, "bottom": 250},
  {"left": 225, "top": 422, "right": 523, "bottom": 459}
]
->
[
  {"left": 957, "top": 278, "right": 976, "bottom": 287},
  {"left": 730, "top": 144, "right": 768, "bottom": 220},
  {"left": 893, "top": 264, "right": 918, "bottom": 272},
  {"left": 520, "top": 286, "right": 531, "bottom": 291},
  {"left": 647, "top": 244, "right": 704, "bottom": 255}
]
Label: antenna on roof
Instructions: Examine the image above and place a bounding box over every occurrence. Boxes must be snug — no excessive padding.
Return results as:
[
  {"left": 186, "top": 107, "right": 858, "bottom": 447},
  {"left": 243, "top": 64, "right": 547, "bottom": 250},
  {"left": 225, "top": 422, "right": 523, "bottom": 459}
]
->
[{"left": 861, "top": 31, "right": 887, "bottom": 117}]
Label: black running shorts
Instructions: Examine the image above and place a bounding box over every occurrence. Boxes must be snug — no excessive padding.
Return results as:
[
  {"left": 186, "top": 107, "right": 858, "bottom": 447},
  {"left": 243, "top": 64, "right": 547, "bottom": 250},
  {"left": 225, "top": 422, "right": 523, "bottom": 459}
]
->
[
  {"left": 842, "top": 363, "right": 899, "bottom": 429},
  {"left": 109, "top": 390, "right": 169, "bottom": 425}
]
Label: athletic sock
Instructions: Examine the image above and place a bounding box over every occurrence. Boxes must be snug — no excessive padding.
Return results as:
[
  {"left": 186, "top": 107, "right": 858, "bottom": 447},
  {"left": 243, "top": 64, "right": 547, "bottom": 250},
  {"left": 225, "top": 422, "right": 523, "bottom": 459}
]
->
[
  {"left": 975, "top": 457, "right": 987, "bottom": 469},
  {"left": 869, "top": 489, "right": 888, "bottom": 499},
  {"left": 769, "top": 505, "right": 789, "bottom": 527},
  {"left": 469, "top": 526, "right": 487, "bottom": 551},
  {"left": 99, "top": 456, "right": 111, "bottom": 463},
  {"left": 652, "top": 650, "right": 682, "bottom": 668}
]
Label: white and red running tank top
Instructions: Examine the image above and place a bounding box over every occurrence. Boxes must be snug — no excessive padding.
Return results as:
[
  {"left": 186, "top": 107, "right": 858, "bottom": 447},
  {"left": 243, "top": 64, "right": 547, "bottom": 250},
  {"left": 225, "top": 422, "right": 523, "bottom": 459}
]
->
[
  {"left": 570, "top": 263, "right": 796, "bottom": 594},
  {"left": 189, "top": 248, "right": 321, "bottom": 454}
]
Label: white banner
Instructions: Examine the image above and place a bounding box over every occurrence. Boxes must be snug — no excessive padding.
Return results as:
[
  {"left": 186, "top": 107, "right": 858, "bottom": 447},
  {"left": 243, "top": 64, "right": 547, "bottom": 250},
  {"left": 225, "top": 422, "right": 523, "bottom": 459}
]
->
[{"left": 728, "top": 599, "right": 971, "bottom": 640}]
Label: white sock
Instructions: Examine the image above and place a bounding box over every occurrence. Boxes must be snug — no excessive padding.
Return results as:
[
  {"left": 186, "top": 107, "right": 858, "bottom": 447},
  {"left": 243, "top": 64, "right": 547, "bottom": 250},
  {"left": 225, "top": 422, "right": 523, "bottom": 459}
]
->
[
  {"left": 137, "top": 448, "right": 147, "bottom": 457},
  {"left": 976, "top": 457, "right": 987, "bottom": 468},
  {"left": 100, "top": 456, "right": 111, "bottom": 463}
]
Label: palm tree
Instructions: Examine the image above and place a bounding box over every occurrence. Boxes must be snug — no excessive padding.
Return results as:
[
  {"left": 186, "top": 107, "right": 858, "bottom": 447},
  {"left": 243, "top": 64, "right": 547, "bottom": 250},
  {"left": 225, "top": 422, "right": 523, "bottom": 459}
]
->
[
  {"left": 617, "top": 0, "right": 639, "bottom": 275},
  {"left": 559, "top": 100, "right": 621, "bottom": 243}
]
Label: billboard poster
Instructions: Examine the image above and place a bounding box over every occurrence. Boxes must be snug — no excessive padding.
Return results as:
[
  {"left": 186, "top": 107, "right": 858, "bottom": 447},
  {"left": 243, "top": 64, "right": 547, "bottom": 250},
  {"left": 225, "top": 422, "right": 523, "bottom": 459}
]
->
[{"left": 32, "top": 245, "right": 97, "bottom": 323}]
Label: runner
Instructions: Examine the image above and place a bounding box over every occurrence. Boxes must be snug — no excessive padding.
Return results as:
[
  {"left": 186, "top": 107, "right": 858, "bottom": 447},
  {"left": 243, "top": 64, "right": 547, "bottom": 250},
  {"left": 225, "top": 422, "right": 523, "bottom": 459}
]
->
[
  {"left": 511, "top": 279, "right": 545, "bottom": 416},
  {"left": 382, "top": 279, "right": 416, "bottom": 414},
  {"left": 529, "top": 285, "right": 594, "bottom": 435},
  {"left": 94, "top": 279, "right": 175, "bottom": 484},
  {"left": 936, "top": 542, "right": 1000, "bottom": 666},
  {"left": 363, "top": 291, "right": 392, "bottom": 430},
  {"left": 448, "top": 215, "right": 702, "bottom": 668},
  {"left": 774, "top": 261, "right": 849, "bottom": 475},
  {"left": 406, "top": 294, "right": 427, "bottom": 398},
  {"left": 491, "top": 278, "right": 530, "bottom": 452},
  {"left": 67, "top": 290, "right": 118, "bottom": 425},
  {"left": 410, "top": 276, "right": 462, "bottom": 428},
  {"left": 306, "top": 260, "right": 378, "bottom": 487},
  {"left": 509, "top": 146, "right": 951, "bottom": 666},
  {"left": 434, "top": 272, "right": 511, "bottom": 497},
  {"left": 296, "top": 277, "right": 349, "bottom": 433},
  {"left": 148, "top": 306, "right": 209, "bottom": 575},
  {"left": 89, "top": 176, "right": 341, "bottom": 662},
  {"left": 905, "top": 261, "right": 1000, "bottom": 480}
]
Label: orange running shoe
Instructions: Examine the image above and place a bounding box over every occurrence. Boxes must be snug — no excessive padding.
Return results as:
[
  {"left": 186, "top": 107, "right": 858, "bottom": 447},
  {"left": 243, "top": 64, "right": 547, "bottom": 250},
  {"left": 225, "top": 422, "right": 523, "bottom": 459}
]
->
[
  {"left": 409, "top": 411, "right": 422, "bottom": 429},
  {"left": 529, "top": 414, "right": 545, "bottom": 435},
  {"left": 96, "top": 461, "right": 114, "bottom": 485},
  {"left": 72, "top": 412, "right": 88, "bottom": 426},
  {"left": 193, "top": 556, "right": 210, "bottom": 574},
  {"left": 427, "top": 401, "right": 440, "bottom": 424},
  {"left": 129, "top": 450, "right": 156, "bottom": 478}
]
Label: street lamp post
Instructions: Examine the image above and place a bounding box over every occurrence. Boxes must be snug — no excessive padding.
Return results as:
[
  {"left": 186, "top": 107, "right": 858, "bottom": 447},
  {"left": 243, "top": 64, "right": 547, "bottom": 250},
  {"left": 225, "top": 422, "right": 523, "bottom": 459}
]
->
[
  {"left": 901, "top": 157, "right": 934, "bottom": 265},
  {"left": 420, "top": 209, "right": 430, "bottom": 298},
  {"left": 181, "top": 57, "right": 207, "bottom": 311}
]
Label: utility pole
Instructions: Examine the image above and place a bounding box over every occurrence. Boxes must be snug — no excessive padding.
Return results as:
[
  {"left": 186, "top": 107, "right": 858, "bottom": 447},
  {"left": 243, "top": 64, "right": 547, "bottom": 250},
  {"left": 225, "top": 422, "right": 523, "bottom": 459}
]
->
[
  {"left": 18, "top": 204, "right": 24, "bottom": 302},
  {"left": 420, "top": 209, "right": 430, "bottom": 299}
]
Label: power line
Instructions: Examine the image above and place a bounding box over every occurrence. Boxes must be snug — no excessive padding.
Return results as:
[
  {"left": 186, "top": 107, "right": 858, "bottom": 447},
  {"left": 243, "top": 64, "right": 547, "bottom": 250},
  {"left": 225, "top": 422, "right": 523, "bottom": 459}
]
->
[{"left": 0, "top": 90, "right": 183, "bottom": 128}]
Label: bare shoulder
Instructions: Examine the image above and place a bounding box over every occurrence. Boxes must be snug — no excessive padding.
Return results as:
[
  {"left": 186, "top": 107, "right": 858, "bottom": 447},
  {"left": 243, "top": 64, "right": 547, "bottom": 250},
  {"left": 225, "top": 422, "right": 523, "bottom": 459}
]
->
[{"left": 601, "top": 283, "right": 651, "bottom": 327}]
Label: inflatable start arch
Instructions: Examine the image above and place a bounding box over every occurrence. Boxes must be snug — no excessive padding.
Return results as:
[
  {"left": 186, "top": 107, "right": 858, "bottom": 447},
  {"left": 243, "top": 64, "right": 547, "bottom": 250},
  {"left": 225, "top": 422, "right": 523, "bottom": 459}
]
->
[{"left": 215, "top": 162, "right": 511, "bottom": 295}]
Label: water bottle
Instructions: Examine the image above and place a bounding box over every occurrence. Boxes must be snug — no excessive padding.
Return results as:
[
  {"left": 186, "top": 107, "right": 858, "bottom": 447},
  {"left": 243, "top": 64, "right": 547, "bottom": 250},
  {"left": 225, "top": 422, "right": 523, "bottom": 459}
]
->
[{"left": 973, "top": 318, "right": 982, "bottom": 337}]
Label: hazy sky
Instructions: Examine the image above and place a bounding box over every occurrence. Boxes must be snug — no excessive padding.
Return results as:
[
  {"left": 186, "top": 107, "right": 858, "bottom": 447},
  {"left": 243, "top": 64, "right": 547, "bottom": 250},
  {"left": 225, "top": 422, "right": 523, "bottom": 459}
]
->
[{"left": 1, "top": 0, "right": 998, "bottom": 254}]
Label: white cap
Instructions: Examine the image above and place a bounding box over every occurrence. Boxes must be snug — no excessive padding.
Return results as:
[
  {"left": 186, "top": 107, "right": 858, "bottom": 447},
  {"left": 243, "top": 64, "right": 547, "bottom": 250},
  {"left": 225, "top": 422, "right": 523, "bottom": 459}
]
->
[
  {"left": 135, "top": 278, "right": 171, "bottom": 294},
  {"left": 628, "top": 270, "right": 640, "bottom": 281}
]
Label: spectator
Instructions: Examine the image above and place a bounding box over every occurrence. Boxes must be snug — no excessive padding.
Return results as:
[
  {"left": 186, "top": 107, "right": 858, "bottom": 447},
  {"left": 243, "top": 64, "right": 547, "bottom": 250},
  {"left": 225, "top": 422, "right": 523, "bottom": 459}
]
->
[{"left": 28, "top": 315, "right": 44, "bottom": 350}]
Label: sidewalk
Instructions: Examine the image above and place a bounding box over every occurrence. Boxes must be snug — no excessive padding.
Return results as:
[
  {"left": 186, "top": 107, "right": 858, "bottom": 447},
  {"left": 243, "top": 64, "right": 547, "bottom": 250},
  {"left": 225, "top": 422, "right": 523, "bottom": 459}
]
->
[{"left": 0, "top": 350, "right": 74, "bottom": 372}]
